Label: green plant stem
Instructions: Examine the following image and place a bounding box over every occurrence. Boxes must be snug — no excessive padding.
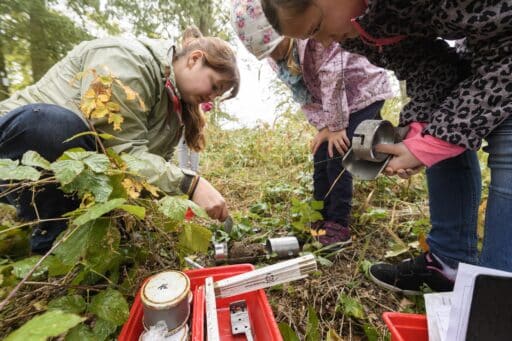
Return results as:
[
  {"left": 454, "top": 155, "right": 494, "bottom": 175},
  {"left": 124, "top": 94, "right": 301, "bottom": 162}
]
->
[
  {"left": 0, "top": 224, "right": 81, "bottom": 312},
  {"left": 0, "top": 217, "right": 69, "bottom": 235}
]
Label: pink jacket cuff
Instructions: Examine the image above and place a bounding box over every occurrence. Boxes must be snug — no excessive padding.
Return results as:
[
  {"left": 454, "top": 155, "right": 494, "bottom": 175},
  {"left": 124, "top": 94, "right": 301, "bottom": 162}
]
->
[{"left": 403, "top": 122, "right": 465, "bottom": 167}]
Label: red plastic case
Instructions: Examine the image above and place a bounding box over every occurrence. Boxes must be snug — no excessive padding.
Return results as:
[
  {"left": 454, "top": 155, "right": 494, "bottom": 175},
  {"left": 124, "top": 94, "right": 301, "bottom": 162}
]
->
[
  {"left": 119, "top": 264, "right": 283, "bottom": 341},
  {"left": 382, "top": 312, "right": 428, "bottom": 341}
]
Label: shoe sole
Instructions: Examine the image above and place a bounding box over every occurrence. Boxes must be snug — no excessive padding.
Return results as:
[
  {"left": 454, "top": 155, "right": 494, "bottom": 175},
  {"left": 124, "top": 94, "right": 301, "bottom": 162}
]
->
[{"left": 368, "top": 266, "right": 422, "bottom": 296}]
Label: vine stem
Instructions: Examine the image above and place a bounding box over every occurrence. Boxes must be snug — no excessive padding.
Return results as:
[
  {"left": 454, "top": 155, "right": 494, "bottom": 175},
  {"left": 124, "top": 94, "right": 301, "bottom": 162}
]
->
[{"left": 0, "top": 224, "right": 80, "bottom": 312}]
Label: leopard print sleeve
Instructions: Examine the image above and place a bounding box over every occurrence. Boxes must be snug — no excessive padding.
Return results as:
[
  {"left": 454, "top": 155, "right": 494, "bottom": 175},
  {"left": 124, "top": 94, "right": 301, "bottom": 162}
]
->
[{"left": 426, "top": 40, "right": 512, "bottom": 149}]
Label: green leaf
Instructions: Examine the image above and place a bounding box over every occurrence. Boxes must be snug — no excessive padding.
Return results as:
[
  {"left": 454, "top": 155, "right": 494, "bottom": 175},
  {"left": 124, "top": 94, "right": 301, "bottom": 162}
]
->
[
  {"left": 0, "top": 164, "right": 41, "bottom": 181},
  {"left": 316, "top": 256, "right": 333, "bottom": 267},
  {"left": 11, "top": 256, "right": 46, "bottom": 279},
  {"left": 278, "top": 323, "right": 300, "bottom": 341},
  {"left": 0, "top": 159, "right": 18, "bottom": 167},
  {"left": 21, "top": 151, "right": 51, "bottom": 170},
  {"left": 53, "top": 224, "right": 93, "bottom": 268},
  {"left": 336, "top": 294, "right": 365, "bottom": 320},
  {"left": 51, "top": 160, "right": 84, "bottom": 185},
  {"left": 89, "top": 289, "right": 129, "bottom": 326},
  {"left": 178, "top": 223, "right": 212, "bottom": 254},
  {"left": 158, "top": 196, "right": 192, "bottom": 221},
  {"left": 65, "top": 318, "right": 116, "bottom": 341},
  {"left": 48, "top": 295, "right": 86, "bottom": 314},
  {"left": 363, "top": 323, "right": 379, "bottom": 341},
  {"left": 120, "top": 153, "right": 151, "bottom": 173},
  {"left": 5, "top": 310, "right": 84, "bottom": 341},
  {"left": 73, "top": 198, "right": 125, "bottom": 226},
  {"left": 62, "top": 169, "right": 112, "bottom": 202},
  {"left": 65, "top": 324, "right": 96, "bottom": 341},
  {"left": 83, "top": 153, "right": 110, "bottom": 173},
  {"left": 310, "top": 200, "right": 324, "bottom": 211},
  {"left": 83, "top": 220, "right": 121, "bottom": 275},
  {"left": 119, "top": 204, "right": 146, "bottom": 219},
  {"left": 305, "top": 306, "right": 320, "bottom": 341},
  {"left": 92, "top": 318, "right": 117, "bottom": 340},
  {"left": 43, "top": 255, "right": 72, "bottom": 276}
]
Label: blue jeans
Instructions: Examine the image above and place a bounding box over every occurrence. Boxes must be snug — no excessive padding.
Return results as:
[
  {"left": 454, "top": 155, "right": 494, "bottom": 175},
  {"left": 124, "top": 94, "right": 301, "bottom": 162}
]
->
[
  {"left": 313, "top": 100, "right": 384, "bottom": 226},
  {"left": 427, "top": 115, "right": 512, "bottom": 271},
  {"left": 0, "top": 104, "right": 96, "bottom": 253}
]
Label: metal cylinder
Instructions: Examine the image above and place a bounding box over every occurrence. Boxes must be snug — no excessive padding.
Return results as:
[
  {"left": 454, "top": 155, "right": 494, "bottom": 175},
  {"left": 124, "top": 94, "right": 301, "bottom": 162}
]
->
[
  {"left": 266, "top": 237, "right": 300, "bottom": 258},
  {"left": 352, "top": 120, "right": 395, "bottom": 162},
  {"left": 141, "top": 271, "right": 191, "bottom": 332},
  {"left": 214, "top": 242, "right": 229, "bottom": 262}
]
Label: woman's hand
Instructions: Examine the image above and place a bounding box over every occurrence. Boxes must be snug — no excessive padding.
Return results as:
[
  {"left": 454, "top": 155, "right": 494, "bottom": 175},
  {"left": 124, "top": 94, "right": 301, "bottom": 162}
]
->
[
  {"left": 375, "top": 142, "right": 424, "bottom": 179},
  {"left": 191, "top": 177, "right": 229, "bottom": 221}
]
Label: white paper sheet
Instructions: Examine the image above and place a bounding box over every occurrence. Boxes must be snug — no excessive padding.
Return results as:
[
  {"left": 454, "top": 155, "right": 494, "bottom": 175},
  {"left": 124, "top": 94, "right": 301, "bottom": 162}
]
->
[{"left": 424, "top": 292, "right": 452, "bottom": 341}]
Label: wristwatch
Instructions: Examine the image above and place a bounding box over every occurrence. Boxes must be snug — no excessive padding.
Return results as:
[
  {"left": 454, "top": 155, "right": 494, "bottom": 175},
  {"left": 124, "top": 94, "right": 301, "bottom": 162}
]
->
[{"left": 179, "top": 168, "right": 200, "bottom": 199}]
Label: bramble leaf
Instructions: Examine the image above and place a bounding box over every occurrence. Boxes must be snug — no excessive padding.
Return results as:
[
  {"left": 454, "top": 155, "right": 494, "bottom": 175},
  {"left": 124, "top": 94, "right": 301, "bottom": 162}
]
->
[
  {"left": 88, "top": 289, "right": 129, "bottom": 326},
  {"left": 178, "top": 223, "right": 212, "bottom": 254},
  {"left": 48, "top": 295, "right": 86, "bottom": 314},
  {"left": 73, "top": 198, "right": 126, "bottom": 226},
  {"left": 119, "top": 205, "right": 145, "bottom": 219},
  {"left": 62, "top": 169, "right": 112, "bottom": 203},
  {"left": 83, "top": 153, "right": 110, "bottom": 173},
  {"left": 21, "top": 151, "right": 51, "bottom": 170},
  {"left": 5, "top": 310, "right": 84, "bottom": 341},
  {"left": 51, "top": 160, "right": 84, "bottom": 185}
]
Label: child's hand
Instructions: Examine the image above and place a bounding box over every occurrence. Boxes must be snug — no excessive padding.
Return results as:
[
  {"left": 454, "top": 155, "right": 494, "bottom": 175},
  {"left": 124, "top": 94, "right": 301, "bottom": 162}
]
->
[
  {"left": 326, "top": 129, "right": 350, "bottom": 158},
  {"left": 311, "top": 128, "right": 330, "bottom": 155},
  {"left": 375, "top": 142, "right": 424, "bottom": 179}
]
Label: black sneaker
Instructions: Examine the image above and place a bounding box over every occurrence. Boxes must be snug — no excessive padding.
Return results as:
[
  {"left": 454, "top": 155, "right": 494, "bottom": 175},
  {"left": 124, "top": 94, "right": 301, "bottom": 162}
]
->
[{"left": 369, "top": 252, "right": 455, "bottom": 295}]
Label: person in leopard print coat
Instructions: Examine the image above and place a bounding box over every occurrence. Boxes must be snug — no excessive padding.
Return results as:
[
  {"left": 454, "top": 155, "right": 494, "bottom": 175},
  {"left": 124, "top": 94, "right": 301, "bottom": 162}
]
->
[{"left": 261, "top": 0, "right": 512, "bottom": 294}]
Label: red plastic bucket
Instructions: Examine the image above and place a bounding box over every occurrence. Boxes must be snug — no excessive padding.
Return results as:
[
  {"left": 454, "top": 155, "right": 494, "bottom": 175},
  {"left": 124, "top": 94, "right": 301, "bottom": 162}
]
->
[{"left": 383, "top": 312, "right": 428, "bottom": 341}]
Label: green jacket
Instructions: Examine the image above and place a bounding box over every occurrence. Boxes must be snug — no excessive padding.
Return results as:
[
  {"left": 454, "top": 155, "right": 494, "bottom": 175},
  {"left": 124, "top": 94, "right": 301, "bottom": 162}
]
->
[{"left": 0, "top": 37, "right": 189, "bottom": 195}]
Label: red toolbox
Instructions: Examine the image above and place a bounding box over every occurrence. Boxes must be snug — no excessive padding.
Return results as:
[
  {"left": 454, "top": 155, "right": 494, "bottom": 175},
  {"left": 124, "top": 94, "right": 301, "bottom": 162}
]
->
[
  {"left": 383, "top": 312, "right": 428, "bottom": 341},
  {"left": 119, "top": 264, "right": 283, "bottom": 341}
]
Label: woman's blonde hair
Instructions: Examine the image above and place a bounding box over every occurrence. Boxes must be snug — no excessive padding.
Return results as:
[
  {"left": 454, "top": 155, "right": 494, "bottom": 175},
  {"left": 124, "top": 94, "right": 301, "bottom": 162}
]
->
[{"left": 175, "top": 26, "right": 240, "bottom": 152}]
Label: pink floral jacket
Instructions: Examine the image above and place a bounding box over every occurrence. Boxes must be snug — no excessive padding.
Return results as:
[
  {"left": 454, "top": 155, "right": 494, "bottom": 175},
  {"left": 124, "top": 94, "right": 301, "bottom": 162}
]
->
[{"left": 298, "top": 39, "right": 395, "bottom": 131}]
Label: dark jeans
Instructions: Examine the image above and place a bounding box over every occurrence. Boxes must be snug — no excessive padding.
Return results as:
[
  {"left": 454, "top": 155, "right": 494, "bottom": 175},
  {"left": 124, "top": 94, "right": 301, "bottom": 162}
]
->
[
  {"left": 313, "top": 100, "right": 384, "bottom": 226},
  {"left": 427, "top": 115, "right": 512, "bottom": 271},
  {"left": 0, "top": 104, "right": 96, "bottom": 253}
]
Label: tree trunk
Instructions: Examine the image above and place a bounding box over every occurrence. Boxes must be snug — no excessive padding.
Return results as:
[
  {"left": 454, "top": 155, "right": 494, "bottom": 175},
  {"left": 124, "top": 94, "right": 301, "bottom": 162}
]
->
[
  {"left": 198, "top": 0, "right": 212, "bottom": 36},
  {"left": 28, "top": 0, "right": 53, "bottom": 82},
  {"left": 0, "top": 42, "right": 9, "bottom": 100}
]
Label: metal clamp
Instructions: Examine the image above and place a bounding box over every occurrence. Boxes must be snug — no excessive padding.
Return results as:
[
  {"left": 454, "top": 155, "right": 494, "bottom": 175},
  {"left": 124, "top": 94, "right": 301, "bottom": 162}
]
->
[
  {"left": 352, "top": 120, "right": 395, "bottom": 162},
  {"left": 342, "top": 120, "right": 407, "bottom": 180}
]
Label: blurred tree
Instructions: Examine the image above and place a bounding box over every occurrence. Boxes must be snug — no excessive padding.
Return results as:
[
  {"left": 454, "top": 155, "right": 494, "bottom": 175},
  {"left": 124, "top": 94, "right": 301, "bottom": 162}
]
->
[
  {"left": 0, "top": 0, "right": 118, "bottom": 93},
  {"left": 104, "top": 0, "right": 228, "bottom": 38},
  {"left": 0, "top": 0, "right": 229, "bottom": 96}
]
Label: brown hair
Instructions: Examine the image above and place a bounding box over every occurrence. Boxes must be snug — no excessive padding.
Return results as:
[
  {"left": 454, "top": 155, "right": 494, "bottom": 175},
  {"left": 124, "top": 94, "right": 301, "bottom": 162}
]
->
[
  {"left": 175, "top": 26, "right": 240, "bottom": 151},
  {"left": 261, "top": 0, "right": 312, "bottom": 34}
]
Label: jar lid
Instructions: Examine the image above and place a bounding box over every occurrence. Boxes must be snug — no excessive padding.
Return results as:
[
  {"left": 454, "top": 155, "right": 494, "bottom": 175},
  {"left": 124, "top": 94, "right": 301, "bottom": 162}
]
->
[{"left": 141, "top": 271, "right": 190, "bottom": 309}]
